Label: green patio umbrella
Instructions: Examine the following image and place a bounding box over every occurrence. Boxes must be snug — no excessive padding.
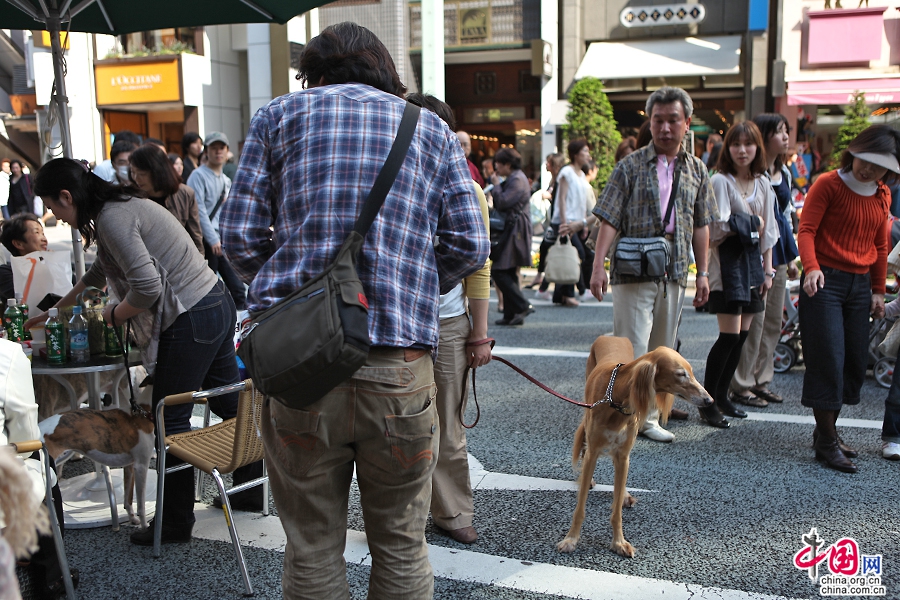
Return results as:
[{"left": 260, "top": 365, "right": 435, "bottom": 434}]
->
[{"left": 1, "top": 0, "right": 331, "bottom": 278}]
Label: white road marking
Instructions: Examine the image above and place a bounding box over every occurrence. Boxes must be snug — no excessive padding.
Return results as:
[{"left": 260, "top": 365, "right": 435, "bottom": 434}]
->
[{"left": 192, "top": 507, "right": 795, "bottom": 600}]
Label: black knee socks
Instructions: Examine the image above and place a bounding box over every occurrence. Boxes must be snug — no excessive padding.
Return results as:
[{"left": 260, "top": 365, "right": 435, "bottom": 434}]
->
[{"left": 704, "top": 331, "right": 749, "bottom": 403}]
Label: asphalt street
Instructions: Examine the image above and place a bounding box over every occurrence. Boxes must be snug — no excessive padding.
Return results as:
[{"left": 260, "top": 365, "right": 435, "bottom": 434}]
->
[{"left": 49, "top": 274, "right": 899, "bottom": 600}]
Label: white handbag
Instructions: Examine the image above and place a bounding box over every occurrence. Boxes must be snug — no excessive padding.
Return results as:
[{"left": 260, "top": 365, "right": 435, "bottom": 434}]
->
[{"left": 544, "top": 237, "right": 581, "bottom": 285}]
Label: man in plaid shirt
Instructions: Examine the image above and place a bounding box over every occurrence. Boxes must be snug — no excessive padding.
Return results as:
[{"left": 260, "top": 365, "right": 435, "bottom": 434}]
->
[
  {"left": 591, "top": 87, "right": 717, "bottom": 443},
  {"left": 219, "top": 23, "right": 488, "bottom": 599}
]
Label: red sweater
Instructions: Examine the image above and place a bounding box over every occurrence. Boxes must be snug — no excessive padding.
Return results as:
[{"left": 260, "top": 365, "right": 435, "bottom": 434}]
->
[{"left": 798, "top": 170, "right": 891, "bottom": 294}]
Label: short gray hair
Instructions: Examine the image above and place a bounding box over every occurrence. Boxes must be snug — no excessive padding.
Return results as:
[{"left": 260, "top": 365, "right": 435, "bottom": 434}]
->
[{"left": 645, "top": 87, "right": 693, "bottom": 119}]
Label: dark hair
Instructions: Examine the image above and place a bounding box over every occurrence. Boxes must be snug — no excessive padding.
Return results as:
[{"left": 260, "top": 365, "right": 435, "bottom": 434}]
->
[
  {"left": 8, "top": 159, "right": 23, "bottom": 171},
  {"left": 406, "top": 93, "right": 456, "bottom": 131},
  {"left": 615, "top": 137, "right": 637, "bottom": 163},
  {"left": 110, "top": 140, "right": 137, "bottom": 162},
  {"left": 493, "top": 147, "right": 522, "bottom": 171},
  {"left": 0, "top": 213, "right": 42, "bottom": 256},
  {"left": 840, "top": 124, "right": 900, "bottom": 185},
  {"left": 567, "top": 139, "right": 589, "bottom": 164},
  {"left": 717, "top": 121, "right": 767, "bottom": 177},
  {"left": 298, "top": 22, "right": 406, "bottom": 98},
  {"left": 168, "top": 153, "right": 182, "bottom": 164},
  {"left": 752, "top": 113, "right": 790, "bottom": 170},
  {"left": 33, "top": 158, "right": 141, "bottom": 249},
  {"left": 144, "top": 137, "right": 165, "bottom": 149},
  {"left": 546, "top": 153, "right": 565, "bottom": 172},
  {"left": 706, "top": 143, "right": 723, "bottom": 170},
  {"left": 112, "top": 130, "right": 141, "bottom": 146},
  {"left": 581, "top": 160, "right": 597, "bottom": 176},
  {"left": 129, "top": 144, "right": 181, "bottom": 196},
  {"left": 181, "top": 132, "right": 202, "bottom": 156},
  {"left": 636, "top": 120, "right": 652, "bottom": 149}
]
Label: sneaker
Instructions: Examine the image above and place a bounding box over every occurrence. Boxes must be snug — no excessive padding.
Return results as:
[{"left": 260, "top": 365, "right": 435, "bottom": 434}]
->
[
  {"left": 534, "top": 290, "right": 552, "bottom": 301},
  {"left": 639, "top": 421, "right": 674, "bottom": 443},
  {"left": 130, "top": 519, "right": 193, "bottom": 546},
  {"left": 883, "top": 442, "right": 900, "bottom": 461}
]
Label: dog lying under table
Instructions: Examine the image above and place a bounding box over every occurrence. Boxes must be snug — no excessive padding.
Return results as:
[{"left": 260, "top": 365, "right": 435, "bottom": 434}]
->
[{"left": 556, "top": 336, "right": 713, "bottom": 557}]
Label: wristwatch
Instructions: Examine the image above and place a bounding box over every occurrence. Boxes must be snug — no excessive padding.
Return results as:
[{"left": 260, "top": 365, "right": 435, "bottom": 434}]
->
[
  {"left": 696, "top": 271, "right": 709, "bottom": 278},
  {"left": 765, "top": 271, "right": 776, "bottom": 278}
]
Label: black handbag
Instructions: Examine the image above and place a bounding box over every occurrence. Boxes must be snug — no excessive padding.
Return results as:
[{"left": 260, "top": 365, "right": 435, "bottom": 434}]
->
[
  {"left": 489, "top": 209, "right": 508, "bottom": 247},
  {"left": 237, "top": 103, "right": 421, "bottom": 409}
]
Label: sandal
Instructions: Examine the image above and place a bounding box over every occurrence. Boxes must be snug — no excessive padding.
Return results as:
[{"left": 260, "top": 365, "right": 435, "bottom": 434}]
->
[
  {"left": 729, "top": 390, "right": 768, "bottom": 408},
  {"left": 750, "top": 387, "right": 783, "bottom": 403}
]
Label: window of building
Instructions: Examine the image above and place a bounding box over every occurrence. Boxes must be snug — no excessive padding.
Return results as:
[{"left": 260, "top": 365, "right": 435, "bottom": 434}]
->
[
  {"left": 409, "top": 0, "right": 536, "bottom": 49},
  {"left": 120, "top": 27, "right": 204, "bottom": 56}
]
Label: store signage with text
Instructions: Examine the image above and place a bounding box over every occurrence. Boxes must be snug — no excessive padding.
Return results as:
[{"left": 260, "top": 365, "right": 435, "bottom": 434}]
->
[{"left": 95, "top": 59, "right": 181, "bottom": 106}]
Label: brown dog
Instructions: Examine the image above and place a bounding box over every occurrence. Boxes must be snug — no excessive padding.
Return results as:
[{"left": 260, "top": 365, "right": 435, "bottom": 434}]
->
[
  {"left": 40, "top": 408, "right": 155, "bottom": 529},
  {"left": 556, "top": 336, "right": 713, "bottom": 557}
]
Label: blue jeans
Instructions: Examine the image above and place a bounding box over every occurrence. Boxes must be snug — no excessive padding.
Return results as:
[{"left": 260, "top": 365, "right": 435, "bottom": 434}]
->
[
  {"left": 153, "top": 280, "right": 241, "bottom": 524},
  {"left": 798, "top": 267, "right": 871, "bottom": 410},
  {"left": 883, "top": 365, "right": 900, "bottom": 443}
]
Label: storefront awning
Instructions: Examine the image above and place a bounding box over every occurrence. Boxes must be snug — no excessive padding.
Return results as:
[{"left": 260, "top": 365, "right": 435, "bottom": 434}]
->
[
  {"left": 574, "top": 36, "right": 742, "bottom": 81},
  {"left": 787, "top": 78, "right": 900, "bottom": 106}
]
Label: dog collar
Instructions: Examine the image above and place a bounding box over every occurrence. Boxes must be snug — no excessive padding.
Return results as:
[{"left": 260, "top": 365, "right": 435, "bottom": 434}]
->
[{"left": 590, "top": 363, "right": 633, "bottom": 415}]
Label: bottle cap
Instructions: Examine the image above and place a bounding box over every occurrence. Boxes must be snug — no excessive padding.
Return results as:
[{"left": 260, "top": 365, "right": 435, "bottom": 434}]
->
[
  {"left": 72, "top": 306, "right": 82, "bottom": 314},
  {"left": 48, "top": 308, "right": 58, "bottom": 317},
  {"left": 7, "top": 299, "right": 15, "bottom": 307}
]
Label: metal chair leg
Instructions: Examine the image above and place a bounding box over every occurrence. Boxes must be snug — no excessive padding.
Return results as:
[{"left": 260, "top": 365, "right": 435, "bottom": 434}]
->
[
  {"left": 194, "top": 404, "right": 211, "bottom": 501},
  {"left": 101, "top": 465, "right": 119, "bottom": 532},
  {"left": 212, "top": 469, "right": 254, "bottom": 596},
  {"left": 153, "top": 437, "right": 166, "bottom": 558},
  {"left": 261, "top": 460, "right": 269, "bottom": 517},
  {"left": 42, "top": 446, "right": 76, "bottom": 600}
]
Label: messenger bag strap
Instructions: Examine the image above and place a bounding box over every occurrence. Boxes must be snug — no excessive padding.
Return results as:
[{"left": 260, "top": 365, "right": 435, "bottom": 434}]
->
[
  {"left": 658, "top": 155, "right": 681, "bottom": 236},
  {"left": 353, "top": 102, "right": 421, "bottom": 237}
]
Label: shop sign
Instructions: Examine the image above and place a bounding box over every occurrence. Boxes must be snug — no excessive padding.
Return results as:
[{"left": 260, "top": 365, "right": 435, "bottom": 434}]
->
[
  {"left": 95, "top": 59, "right": 181, "bottom": 106},
  {"left": 620, "top": 4, "right": 706, "bottom": 28},
  {"left": 459, "top": 8, "right": 489, "bottom": 43},
  {"left": 463, "top": 107, "right": 526, "bottom": 123}
]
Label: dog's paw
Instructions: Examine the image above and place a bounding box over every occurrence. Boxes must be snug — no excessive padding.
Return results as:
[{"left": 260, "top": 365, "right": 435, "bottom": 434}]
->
[
  {"left": 556, "top": 537, "right": 579, "bottom": 553},
  {"left": 611, "top": 540, "right": 636, "bottom": 557},
  {"left": 590, "top": 477, "right": 597, "bottom": 488},
  {"left": 623, "top": 493, "right": 637, "bottom": 508}
]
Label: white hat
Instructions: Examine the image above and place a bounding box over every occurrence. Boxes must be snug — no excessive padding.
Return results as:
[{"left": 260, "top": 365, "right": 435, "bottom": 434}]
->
[{"left": 850, "top": 151, "right": 900, "bottom": 174}]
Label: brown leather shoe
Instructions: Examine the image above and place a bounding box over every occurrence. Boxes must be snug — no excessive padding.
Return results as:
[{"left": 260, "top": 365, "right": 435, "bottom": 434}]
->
[
  {"left": 814, "top": 436, "right": 858, "bottom": 473},
  {"left": 813, "top": 428, "right": 858, "bottom": 458},
  {"left": 668, "top": 408, "right": 689, "bottom": 420},
  {"left": 441, "top": 526, "right": 478, "bottom": 544}
]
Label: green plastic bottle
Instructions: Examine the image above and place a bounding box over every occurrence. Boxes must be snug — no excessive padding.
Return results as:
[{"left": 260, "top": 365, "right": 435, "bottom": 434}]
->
[
  {"left": 16, "top": 298, "right": 31, "bottom": 341},
  {"left": 45, "top": 308, "right": 66, "bottom": 365},
  {"left": 4, "top": 298, "right": 23, "bottom": 342}
]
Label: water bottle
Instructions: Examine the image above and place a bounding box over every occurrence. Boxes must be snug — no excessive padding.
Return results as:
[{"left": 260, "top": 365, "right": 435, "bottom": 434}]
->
[
  {"left": 16, "top": 298, "right": 31, "bottom": 341},
  {"left": 69, "top": 306, "right": 90, "bottom": 363},
  {"left": 45, "top": 308, "right": 66, "bottom": 365},
  {"left": 4, "top": 299, "right": 24, "bottom": 342}
]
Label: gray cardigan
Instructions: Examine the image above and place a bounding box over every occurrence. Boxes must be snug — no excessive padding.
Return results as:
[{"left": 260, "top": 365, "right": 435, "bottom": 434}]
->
[{"left": 82, "top": 199, "right": 219, "bottom": 332}]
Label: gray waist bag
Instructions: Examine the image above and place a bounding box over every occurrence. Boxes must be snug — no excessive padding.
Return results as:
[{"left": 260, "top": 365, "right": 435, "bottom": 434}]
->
[
  {"left": 613, "top": 237, "right": 670, "bottom": 278},
  {"left": 237, "top": 103, "right": 420, "bottom": 409}
]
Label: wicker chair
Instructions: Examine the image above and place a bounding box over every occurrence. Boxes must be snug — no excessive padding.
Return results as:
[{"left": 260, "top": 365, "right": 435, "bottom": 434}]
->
[
  {"left": 153, "top": 380, "right": 268, "bottom": 597},
  {"left": 9, "top": 440, "right": 77, "bottom": 600}
]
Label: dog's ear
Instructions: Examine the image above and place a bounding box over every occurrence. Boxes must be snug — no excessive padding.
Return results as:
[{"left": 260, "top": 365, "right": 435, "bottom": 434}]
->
[
  {"left": 656, "top": 392, "right": 674, "bottom": 425},
  {"left": 632, "top": 360, "right": 658, "bottom": 421}
]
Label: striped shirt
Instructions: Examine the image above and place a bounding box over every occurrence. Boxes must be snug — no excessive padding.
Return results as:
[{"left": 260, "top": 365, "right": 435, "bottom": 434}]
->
[
  {"left": 593, "top": 144, "right": 718, "bottom": 286},
  {"left": 219, "top": 84, "right": 489, "bottom": 349}
]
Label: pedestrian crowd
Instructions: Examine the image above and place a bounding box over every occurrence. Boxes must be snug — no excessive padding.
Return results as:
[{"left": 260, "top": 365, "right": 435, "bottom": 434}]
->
[{"left": 2, "top": 20, "right": 900, "bottom": 600}]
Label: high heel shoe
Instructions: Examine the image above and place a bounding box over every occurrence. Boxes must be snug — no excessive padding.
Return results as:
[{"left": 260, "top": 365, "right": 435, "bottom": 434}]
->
[
  {"left": 717, "top": 394, "right": 747, "bottom": 419},
  {"left": 699, "top": 405, "right": 730, "bottom": 428}
]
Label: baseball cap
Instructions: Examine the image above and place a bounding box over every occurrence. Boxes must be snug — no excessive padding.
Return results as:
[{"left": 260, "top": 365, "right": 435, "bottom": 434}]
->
[{"left": 205, "top": 132, "right": 230, "bottom": 148}]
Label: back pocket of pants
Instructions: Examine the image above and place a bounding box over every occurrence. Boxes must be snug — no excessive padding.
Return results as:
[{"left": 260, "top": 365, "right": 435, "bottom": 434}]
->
[
  {"left": 384, "top": 390, "right": 437, "bottom": 480},
  {"left": 189, "top": 300, "right": 226, "bottom": 344},
  {"left": 267, "top": 399, "right": 325, "bottom": 478}
]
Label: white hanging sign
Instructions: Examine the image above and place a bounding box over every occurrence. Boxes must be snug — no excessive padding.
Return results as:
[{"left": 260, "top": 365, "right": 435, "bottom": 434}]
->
[{"left": 620, "top": 4, "right": 706, "bottom": 28}]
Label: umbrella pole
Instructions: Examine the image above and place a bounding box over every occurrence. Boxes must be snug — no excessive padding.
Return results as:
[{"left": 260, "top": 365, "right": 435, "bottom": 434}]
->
[{"left": 47, "top": 15, "right": 86, "bottom": 279}]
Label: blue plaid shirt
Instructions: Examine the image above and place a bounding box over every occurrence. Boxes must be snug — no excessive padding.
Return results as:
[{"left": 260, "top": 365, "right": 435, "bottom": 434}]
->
[{"left": 220, "top": 84, "right": 489, "bottom": 349}]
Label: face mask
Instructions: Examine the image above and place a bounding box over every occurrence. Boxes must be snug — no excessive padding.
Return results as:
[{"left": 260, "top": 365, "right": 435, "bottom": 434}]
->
[{"left": 116, "top": 165, "right": 130, "bottom": 181}]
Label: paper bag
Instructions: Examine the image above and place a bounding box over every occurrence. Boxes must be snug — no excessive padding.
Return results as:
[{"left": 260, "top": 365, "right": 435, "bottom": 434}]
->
[{"left": 11, "top": 251, "right": 73, "bottom": 307}]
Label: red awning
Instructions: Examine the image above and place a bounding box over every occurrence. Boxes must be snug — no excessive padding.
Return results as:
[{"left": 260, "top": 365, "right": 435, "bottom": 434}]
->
[{"left": 787, "top": 78, "right": 900, "bottom": 106}]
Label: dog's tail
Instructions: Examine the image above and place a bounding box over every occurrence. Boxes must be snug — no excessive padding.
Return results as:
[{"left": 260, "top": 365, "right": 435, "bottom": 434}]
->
[{"left": 571, "top": 419, "right": 586, "bottom": 471}]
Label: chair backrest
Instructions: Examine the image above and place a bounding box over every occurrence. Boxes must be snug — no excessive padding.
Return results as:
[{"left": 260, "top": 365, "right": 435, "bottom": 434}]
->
[{"left": 222, "top": 381, "right": 265, "bottom": 474}]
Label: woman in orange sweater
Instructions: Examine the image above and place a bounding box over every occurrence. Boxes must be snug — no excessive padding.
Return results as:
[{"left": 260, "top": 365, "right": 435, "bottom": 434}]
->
[{"left": 798, "top": 125, "right": 900, "bottom": 474}]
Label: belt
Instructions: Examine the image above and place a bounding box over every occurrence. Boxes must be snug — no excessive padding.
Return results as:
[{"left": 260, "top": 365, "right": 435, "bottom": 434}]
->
[{"left": 369, "top": 346, "right": 431, "bottom": 362}]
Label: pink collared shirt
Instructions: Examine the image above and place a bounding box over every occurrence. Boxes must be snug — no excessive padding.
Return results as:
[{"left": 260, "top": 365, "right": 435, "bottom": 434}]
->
[{"left": 657, "top": 155, "right": 677, "bottom": 234}]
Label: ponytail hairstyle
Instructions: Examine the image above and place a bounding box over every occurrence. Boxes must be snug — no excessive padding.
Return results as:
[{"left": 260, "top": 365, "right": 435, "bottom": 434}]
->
[{"left": 33, "top": 158, "right": 143, "bottom": 249}]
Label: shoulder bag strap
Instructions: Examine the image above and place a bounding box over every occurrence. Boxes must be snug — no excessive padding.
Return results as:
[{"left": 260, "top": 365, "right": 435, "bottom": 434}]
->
[
  {"left": 658, "top": 158, "right": 680, "bottom": 236},
  {"left": 353, "top": 102, "right": 421, "bottom": 237},
  {"left": 208, "top": 185, "right": 228, "bottom": 221}
]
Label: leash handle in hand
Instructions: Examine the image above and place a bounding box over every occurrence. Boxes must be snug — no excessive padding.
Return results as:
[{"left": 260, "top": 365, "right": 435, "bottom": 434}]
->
[
  {"left": 111, "top": 307, "right": 149, "bottom": 421},
  {"left": 459, "top": 338, "right": 494, "bottom": 429}
]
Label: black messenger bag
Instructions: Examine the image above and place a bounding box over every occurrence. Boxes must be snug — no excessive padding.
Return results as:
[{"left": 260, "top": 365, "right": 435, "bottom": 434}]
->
[{"left": 237, "top": 102, "right": 421, "bottom": 409}]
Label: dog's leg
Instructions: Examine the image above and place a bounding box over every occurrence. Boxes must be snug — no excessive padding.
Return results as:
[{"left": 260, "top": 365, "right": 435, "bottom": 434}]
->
[
  {"left": 133, "top": 458, "right": 149, "bottom": 530},
  {"left": 609, "top": 436, "right": 637, "bottom": 557},
  {"left": 557, "top": 443, "right": 603, "bottom": 553},
  {"left": 123, "top": 465, "right": 137, "bottom": 525}
]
